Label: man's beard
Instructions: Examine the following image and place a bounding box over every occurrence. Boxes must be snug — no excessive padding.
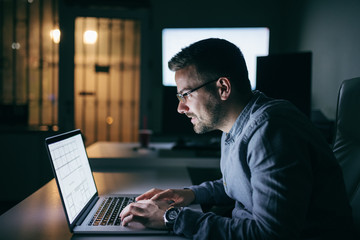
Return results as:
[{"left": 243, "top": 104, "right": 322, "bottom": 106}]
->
[{"left": 189, "top": 97, "right": 223, "bottom": 134}]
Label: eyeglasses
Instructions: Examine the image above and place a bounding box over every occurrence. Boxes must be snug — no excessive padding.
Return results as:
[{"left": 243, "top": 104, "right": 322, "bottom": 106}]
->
[{"left": 176, "top": 78, "right": 218, "bottom": 103}]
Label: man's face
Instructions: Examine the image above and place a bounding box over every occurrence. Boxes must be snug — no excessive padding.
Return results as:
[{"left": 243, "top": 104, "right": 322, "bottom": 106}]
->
[{"left": 175, "top": 66, "right": 222, "bottom": 134}]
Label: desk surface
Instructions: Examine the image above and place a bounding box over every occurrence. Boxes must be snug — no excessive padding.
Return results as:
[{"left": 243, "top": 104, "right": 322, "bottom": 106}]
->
[{"left": 0, "top": 168, "right": 194, "bottom": 240}]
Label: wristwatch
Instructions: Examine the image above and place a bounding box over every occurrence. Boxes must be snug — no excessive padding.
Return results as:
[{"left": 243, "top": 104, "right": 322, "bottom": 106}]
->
[{"left": 163, "top": 206, "right": 182, "bottom": 230}]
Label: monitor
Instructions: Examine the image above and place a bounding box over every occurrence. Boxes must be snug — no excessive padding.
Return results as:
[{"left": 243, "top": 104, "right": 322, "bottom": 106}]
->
[
  {"left": 256, "top": 52, "right": 312, "bottom": 116},
  {"left": 162, "top": 27, "right": 270, "bottom": 89}
]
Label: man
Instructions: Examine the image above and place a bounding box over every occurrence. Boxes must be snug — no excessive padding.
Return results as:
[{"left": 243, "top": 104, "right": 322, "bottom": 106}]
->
[{"left": 120, "top": 38, "right": 355, "bottom": 239}]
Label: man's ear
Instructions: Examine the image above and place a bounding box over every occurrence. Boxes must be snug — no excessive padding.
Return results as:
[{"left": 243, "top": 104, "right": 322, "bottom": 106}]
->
[{"left": 217, "top": 77, "right": 231, "bottom": 100}]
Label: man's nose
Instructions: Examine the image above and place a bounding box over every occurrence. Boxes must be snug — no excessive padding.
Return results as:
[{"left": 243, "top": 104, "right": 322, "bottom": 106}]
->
[{"left": 177, "top": 101, "right": 189, "bottom": 114}]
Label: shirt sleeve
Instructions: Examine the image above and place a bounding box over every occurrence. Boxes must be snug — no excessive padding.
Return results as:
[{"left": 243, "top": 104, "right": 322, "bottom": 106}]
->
[{"left": 187, "top": 179, "right": 234, "bottom": 205}]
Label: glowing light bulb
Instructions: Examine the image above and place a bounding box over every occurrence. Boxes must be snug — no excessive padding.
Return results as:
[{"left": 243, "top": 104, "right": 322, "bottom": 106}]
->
[
  {"left": 11, "top": 42, "right": 21, "bottom": 49},
  {"left": 50, "top": 29, "right": 61, "bottom": 44},
  {"left": 83, "top": 30, "right": 98, "bottom": 44}
]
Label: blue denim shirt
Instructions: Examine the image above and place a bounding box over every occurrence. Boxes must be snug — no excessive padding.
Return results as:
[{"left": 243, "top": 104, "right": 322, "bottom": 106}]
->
[{"left": 174, "top": 91, "right": 354, "bottom": 239}]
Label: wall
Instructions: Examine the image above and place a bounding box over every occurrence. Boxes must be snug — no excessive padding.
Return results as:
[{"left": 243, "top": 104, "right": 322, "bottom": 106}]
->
[{"left": 298, "top": 0, "right": 360, "bottom": 120}]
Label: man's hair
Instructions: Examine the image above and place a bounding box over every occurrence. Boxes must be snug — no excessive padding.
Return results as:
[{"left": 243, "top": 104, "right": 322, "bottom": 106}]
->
[{"left": 168, "top": 38, "right": 251, "bottom": 94}]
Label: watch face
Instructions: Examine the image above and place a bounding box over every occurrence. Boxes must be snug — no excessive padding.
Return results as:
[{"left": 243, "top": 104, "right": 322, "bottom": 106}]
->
[
  {"left": 168, "top": 209, "right": 179, "bottom": 220},
  {"left": 164, "top": 207, "right": 182, "bottom": 229}
]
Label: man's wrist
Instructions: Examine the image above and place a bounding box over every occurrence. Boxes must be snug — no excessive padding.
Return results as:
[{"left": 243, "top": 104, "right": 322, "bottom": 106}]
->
[{"left": 163, "top": 206, "right": 182, "bottom": 230}]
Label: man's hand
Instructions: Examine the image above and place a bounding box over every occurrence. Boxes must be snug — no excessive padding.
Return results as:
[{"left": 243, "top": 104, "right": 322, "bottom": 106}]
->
[
  {"left": 136, "top": 188, "right": 195, "bottom": 207},
  {"left": 119, "top": 199, "right": 169, "bottom": 229},
  {"left": 135, "top": 188, "right": 164, "bottom": 201}
]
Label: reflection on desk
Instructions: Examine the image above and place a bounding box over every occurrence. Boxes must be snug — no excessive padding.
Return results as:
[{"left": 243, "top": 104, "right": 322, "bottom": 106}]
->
[
  {"left": 87, "top": 142, "right": 220, "bottom": 170},
  {"left": 0, "top": 168, "right": 196, "bottom": 240}
]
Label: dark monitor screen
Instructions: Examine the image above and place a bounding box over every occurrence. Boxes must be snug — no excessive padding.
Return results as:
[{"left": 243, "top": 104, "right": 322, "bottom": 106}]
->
[{"left": 256, "top": 52, "right": 312, "bottom": 116}]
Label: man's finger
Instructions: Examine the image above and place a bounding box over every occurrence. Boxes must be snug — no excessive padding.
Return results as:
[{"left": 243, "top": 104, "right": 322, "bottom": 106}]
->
[
  {"left": 120, "top": 202, "right": 141, "bottom": 220},
  {"left": 151, "top": 189, "right": 176, "bottom": 201},
  {"left": 122, "top": 214, "right": 146, "bottom": 227},
  {"left": 136, "top": 188, "right": 163, "bottom": 201},
  {"left": 121, "top": 214, "right": 134, "bottom": 226}
]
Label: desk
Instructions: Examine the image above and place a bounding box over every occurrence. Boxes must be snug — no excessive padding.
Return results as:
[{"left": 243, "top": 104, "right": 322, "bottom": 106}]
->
[
  {"left": 87, "top": 142, "right": 220, "bottom": 169},
  {"left": 0, "top": 168, "right": 195, "bottom": 240}
]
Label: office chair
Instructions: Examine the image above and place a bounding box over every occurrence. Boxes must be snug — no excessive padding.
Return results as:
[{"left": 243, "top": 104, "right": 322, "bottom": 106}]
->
[{"left": 333, "top": 77, "right": 360, "bottom": 237}]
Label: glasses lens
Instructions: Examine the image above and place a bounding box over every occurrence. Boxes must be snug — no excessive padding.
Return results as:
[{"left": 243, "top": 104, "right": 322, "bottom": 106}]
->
[{"left": 176, "top": 94, "right": 185, "bottom": 103}]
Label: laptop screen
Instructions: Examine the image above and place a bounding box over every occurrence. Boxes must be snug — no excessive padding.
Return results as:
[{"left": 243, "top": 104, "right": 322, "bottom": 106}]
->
[{"left": 47, "top": 131, "right": 97, "bottom": 224}]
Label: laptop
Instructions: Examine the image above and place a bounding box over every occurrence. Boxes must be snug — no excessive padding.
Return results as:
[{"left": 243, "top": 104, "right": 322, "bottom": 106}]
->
[{"left": 45, "top": 129, "right": 168, "bottom": 234}]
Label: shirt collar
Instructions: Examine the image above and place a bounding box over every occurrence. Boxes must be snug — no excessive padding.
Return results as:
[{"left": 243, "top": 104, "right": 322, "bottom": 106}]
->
[{"left": 224, "top": 90, "right": 262, "bottom": 144}]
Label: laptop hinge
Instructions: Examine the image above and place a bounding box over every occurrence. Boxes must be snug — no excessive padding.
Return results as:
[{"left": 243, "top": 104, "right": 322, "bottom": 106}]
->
[{"left": 76, "top": 195, "right": 99, "bottom": 226}]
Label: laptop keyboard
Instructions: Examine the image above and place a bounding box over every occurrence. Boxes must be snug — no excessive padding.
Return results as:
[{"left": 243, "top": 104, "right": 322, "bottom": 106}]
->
[{"left": 88, "top": 197, "right": 135, "bottom": 226}]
